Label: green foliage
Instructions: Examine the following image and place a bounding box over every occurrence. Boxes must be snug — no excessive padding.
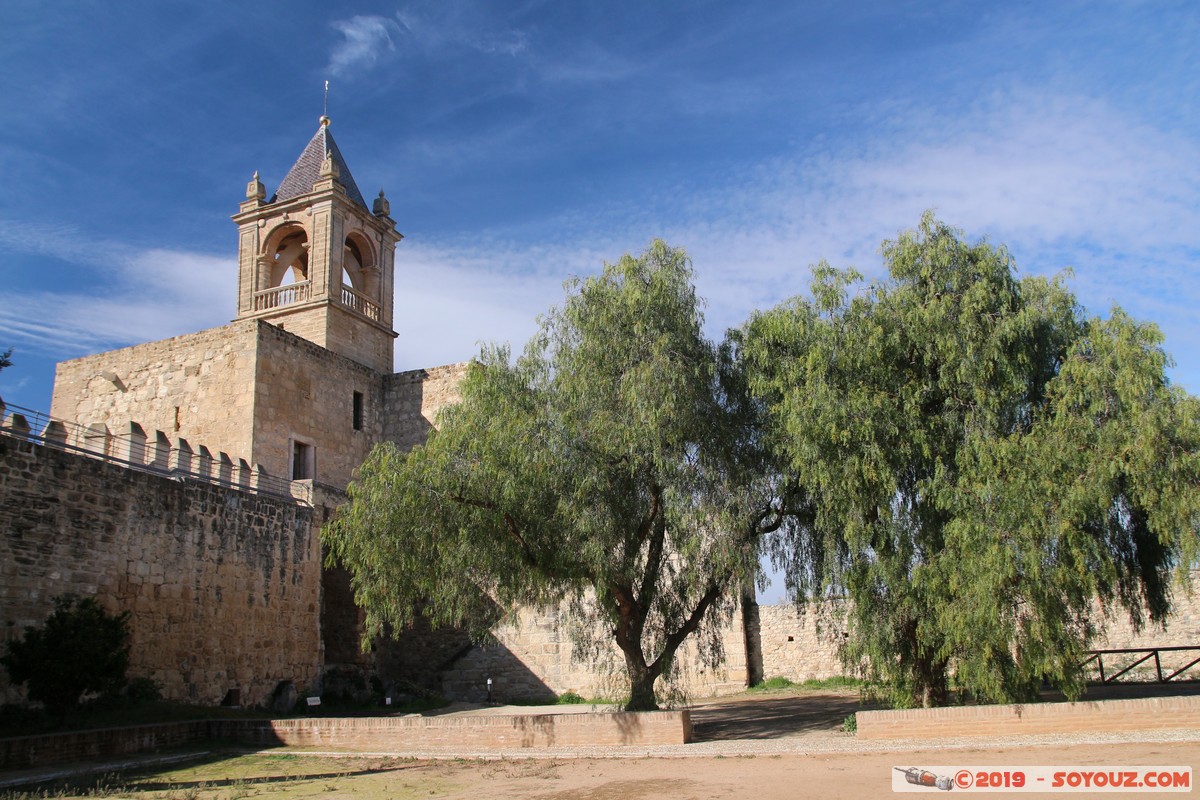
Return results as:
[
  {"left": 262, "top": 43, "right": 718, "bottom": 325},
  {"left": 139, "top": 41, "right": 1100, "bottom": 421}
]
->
[
  {"left": 326, "top": 241, "right": 779, "bottom": 711},
  {"left": 0, "top": 347, "right": 11, "bottom": 372},
  {"left": 749, "top": 675, "right": 861, "bottom": 692},
  {"left": 739, "top": 212, "right": 1200, "bottom": 707},
  {"left": 123, "top": 676, "right": 163, "bottom": 704},
  {"left": 1, "top": 595, "right": 131, "bottom": 716},
  {"left": 800, "top": 676, "right": 862, "bottom": 690},
  {"left": 556, "top": 691, "right": 587, "bottom": 704},
  {"left": 842, "top": 713, "right": 857, "bottom": 734}
]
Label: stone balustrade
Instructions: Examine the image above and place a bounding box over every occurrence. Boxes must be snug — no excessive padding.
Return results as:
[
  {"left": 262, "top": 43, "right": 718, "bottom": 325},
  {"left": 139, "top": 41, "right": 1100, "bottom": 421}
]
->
[
  {"left": 254, "top": 281, "right": 312, "bottom": 311},
  {"left": 340, "top": 284, "right": 381, "bottom": 321}
]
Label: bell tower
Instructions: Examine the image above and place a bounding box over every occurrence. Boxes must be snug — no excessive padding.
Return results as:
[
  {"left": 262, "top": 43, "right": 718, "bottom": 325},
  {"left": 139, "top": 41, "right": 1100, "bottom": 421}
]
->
[{"left": 232, "top": 116, "right": 400, "bottom": 373}]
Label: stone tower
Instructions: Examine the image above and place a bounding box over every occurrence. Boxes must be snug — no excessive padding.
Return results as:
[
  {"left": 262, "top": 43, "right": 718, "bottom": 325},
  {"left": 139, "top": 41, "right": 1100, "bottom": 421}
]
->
[{"left": 232, "top": 117, "right": 401, "bottom": 374}]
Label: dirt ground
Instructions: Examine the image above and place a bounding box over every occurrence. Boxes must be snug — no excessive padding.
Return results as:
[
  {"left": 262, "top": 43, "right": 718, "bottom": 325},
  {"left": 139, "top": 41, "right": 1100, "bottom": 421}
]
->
[
  {"left": 409, "top": 743, "right": 1200, "bottom": 800},
  {"left": 9, "top": 687, "right": 1200, "bottom": 799},
  {"left": 39, "top": 741, "right": 1199, "bottom": 800}
]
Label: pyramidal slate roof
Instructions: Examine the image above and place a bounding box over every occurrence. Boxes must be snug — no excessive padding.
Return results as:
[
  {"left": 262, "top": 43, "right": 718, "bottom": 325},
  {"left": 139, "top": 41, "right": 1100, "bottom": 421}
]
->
[{"left": 272, "top": 123, "right": 368, "bottom": 210}]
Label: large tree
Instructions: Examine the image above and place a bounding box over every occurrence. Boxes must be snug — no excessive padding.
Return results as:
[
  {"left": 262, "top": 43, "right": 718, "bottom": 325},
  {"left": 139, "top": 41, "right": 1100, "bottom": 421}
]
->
[
  {"left": 325, "top": 241, "right": 782, "bottom": 710},
  {"left": 738, "top": 213, "right": 1200, "bottom": 707}
]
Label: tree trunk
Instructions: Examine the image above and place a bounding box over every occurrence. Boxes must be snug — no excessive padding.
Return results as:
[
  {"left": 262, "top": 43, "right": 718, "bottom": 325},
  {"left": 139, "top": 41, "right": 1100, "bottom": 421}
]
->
[
  {"left": 901, "top": 617, "right": 949, "bottom": 708},
  {"left": 625, "top": 652, "right": 660, "bottom": 712},
  {"left": 916, "top": 655, "right": 949, "bottom": 708},
  {"left": 611, "top": 590, "right": 661, "bottom": 711}
]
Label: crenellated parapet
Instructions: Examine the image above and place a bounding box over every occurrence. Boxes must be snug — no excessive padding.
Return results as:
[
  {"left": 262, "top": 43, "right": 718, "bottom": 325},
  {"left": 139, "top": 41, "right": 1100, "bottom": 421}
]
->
[{"left": 0, "top": 396, "right": 303, "bottom": 504}]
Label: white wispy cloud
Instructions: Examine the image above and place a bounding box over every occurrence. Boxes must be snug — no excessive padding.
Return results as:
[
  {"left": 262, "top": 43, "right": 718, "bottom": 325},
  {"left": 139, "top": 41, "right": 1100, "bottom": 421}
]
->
[
  {"left": 3, "top": 87, "right": 1195, "bottom": 396},
  {"left": 324, "top": 7, "right": 529, "bottom": 81},
  {"left": 390, "top": 89, "right": 1200, "bottom": 391},
  {"left": 327, "top": 15, "right": 399, "bottom": 77},
  {"left": 392, "top": 5, "right": 529, "bottom": 58},
  {"left": 0, "top": 220, "right": 234, "bottom": 357}
]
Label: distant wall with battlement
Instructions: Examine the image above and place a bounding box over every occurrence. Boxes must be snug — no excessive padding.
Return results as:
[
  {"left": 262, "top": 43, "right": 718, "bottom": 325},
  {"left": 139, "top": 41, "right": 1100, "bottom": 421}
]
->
[
  {"left": 0, "top": 433, "right": 322, "bottom": 707},
  {"left": 748, "top": 578, "right": 1200, "bottom": 686}
]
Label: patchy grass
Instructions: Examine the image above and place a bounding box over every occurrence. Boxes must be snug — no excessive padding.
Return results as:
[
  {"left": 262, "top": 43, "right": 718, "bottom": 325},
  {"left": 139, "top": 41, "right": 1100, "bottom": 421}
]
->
[
  {"left": 748, "top": 676, "right": 862, "bottom": 693},
  {"left": 0, "top": 695, "right": 449, "bottom": 740},
  {"left": 1, "top": 753, "right": 460, "bottom": 800},
  {"left": 0, "top": 700, "right": 269, "bottom": 739}
]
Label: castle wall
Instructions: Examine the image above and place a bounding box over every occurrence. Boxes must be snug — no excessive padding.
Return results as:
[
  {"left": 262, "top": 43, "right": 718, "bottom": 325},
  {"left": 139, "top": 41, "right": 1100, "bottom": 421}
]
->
[
  {"left": 383, "top": 362, "right": 470, "bottom": 452},
  {"left": 440, "top": 602, "right": 750, "bottom": 704},
  {"left": 0, "top": 435, "right": 321, "bottom": 707},
  {"left": 49, "top": 322, "right": 259, "bottom": 463},
  {"left": 749, "top": 580, "right": 1200, "bottom": 685},
  {"left": 248, "top": 322, "right": 384, "bottom": 488},
  {"left": 323, "top": 304, "right": 394, "bottom": 375},
  {"left": 755, "top": 602, "right": 850, "bottom": 682}
]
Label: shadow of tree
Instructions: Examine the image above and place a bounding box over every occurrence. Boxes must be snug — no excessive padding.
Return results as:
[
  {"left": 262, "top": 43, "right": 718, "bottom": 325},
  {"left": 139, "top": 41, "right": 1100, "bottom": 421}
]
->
[
  {"left": 4, "top": 750, "right": 420, "bottom": 795},
  {"left": 690, "top": 694, "right": 879, "bottom": 741}
]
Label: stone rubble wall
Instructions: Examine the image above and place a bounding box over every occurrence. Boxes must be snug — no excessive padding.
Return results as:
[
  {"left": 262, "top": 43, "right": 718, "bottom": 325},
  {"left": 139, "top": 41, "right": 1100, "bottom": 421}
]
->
[
  {"left": 383, "top": 362, "right": 470, "bottom": 453},
  {"left": 440, "top": 601, "right": 750, "bottom": 704},
  {"left": 451, "top": 580, "right": 1200, "bottom": 705},
  {"left": 754, "top": 601, "right": 851, "bottom": 682},
  {"left": 1084, "top": 576, "right": 1200, "bottom": 681},
  {"left": 0, "top": 434, "right": 322, "bottom": 708},
  {"left": 750, "top": 577, "right": 1200, "bottom": 685}
]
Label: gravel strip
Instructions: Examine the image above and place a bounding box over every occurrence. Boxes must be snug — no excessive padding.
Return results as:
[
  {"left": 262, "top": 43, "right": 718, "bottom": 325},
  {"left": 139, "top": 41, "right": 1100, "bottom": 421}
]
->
[{"left": 283, "top": 726, "right": 1200, "bottom": 760}]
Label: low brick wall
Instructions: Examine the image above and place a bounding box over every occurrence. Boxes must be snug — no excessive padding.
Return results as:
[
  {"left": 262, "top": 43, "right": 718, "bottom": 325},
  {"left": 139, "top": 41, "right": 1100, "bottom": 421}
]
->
[
  {"left": 223, "top": 710, "right": 692, "bottom": 750},
  {"left": 858, "top": 695, "right": 1200, "bottom": 740},
  {"left": 0, "top": 711, "right": 692, "bottom": 770},
  {"left": 0, "top": 721, "right": 213, "bottom": 770}
]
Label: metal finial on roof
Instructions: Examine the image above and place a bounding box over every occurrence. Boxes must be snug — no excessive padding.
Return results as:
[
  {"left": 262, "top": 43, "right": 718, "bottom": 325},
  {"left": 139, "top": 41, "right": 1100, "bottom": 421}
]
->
[{"left": 320, "top": 80, "right": 330, "bottom": 127}]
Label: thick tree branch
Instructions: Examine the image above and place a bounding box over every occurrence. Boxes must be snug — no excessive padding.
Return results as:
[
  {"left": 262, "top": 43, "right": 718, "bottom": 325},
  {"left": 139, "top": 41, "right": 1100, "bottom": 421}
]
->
[
  {"left": 636, "top": 482, "right": 667, "bottom": 609},
  {"left": 649, "top": 580, "right": 726, "bottom": 675}
]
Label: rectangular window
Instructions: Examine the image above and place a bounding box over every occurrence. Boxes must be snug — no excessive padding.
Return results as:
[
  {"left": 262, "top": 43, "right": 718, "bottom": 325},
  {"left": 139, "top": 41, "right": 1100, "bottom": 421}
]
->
[
  {"left": 353, "top": 391, "right": 364, "bottom": 431},
  {"left": 291, "top": 440, "right": 314, "bottom": 480}
]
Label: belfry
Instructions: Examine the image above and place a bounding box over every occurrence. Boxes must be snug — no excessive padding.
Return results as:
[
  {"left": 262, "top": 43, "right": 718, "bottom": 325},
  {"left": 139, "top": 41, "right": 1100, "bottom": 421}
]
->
[{"left": 233, "top": 117, "right": 401, "bottom": 374}]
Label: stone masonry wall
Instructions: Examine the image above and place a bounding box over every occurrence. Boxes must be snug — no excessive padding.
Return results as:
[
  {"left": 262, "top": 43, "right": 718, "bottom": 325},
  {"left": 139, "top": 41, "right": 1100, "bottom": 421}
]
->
[
  {"left": 754, "top": 601, "right": 851, "bottom": 682},
  {"left": 1084, "top": 574, "right": 1200, "bottom": 681},
  {"left": 751, "top": 576, "right": 1200, "bottom": 684},
  {"left": 49, "top": 321, "right": 260, "bottom": 464},
  {"left": 383, "top": 363, "right": 470, "bottom": 453},
  {"left": 250, "top": 321, "right": 385, "bottom": 488},
  {"left": 0, "top": 435, "right": 321, "bottom": 707},
  {"left": 323, "top": 303, "right": 394, "bottom": 376},
  {"left": 441, "top": 601, "right": 750, "bottom": 704}
]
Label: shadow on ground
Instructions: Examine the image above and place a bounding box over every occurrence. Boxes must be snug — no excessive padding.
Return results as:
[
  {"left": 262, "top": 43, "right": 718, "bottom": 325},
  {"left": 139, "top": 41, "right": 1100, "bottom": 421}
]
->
[
  {"left": 690, "top": 692, "right": 881, "bottom": 741},
  {"left": 688, "top": 680, "right": 1200, "bottom": 742}
]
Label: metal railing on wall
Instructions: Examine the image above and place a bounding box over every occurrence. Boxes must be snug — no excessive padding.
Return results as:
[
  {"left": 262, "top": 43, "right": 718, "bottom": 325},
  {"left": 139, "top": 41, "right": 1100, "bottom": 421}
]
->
[
  {"left": 1080, "top": 646, "right": 1200, "bottom": 684},
  {"left": 0, "top": 396, "right": 309, "bottom": 505}
]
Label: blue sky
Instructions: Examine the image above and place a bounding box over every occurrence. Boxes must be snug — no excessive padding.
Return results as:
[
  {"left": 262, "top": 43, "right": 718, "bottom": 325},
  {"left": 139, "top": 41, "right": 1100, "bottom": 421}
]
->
[{"left": 2, "top": 3, "right": 1198, "bottom": 413}]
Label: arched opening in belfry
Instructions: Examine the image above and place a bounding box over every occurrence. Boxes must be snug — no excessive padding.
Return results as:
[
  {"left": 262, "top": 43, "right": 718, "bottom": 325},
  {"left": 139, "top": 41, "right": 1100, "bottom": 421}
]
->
[
  {"left": 339, "top": 232, "right": 381, "bottom": 320},
  {"left": 268, "top": 228, "right": 309, "bottom": 288},
  {"left": 342, "top": 232, "right": 378, "bottom": 297}
]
